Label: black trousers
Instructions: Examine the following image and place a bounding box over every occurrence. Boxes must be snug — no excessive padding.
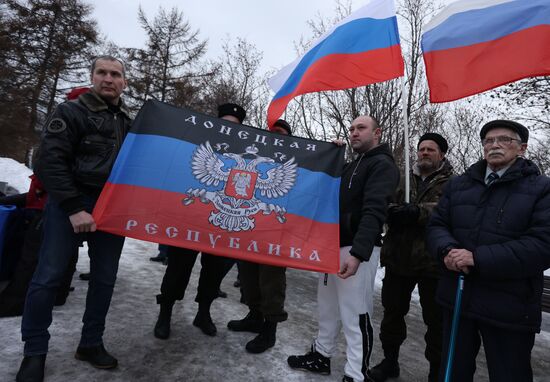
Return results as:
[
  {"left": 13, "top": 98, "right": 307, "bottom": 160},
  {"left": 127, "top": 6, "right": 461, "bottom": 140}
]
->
[
  {"left": 239, "top": 260, "right": 287, "bottom": 322},
  {"left": 440, "top": 310, "right": 535, "bottom": 382},
  {"left": 379, "top": 269, "right": 442, "bottom": 365},
  {"left": 157, "top": 246, "right": 227, "bottom": 305}
]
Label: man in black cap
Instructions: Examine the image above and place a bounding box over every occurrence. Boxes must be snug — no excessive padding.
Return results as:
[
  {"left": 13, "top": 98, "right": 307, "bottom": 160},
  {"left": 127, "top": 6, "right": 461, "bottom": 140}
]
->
[
  {"left": 370, "top": 133, "right": 453, "bottom": 382},
  {"left": 427, "top": 120, "right": 550, "bottom": 381},
  {"left": 153, "top": 103, "right": 246, "bottom": 340},
  {"left": 227, "top": 118, "right": 292, "bottom": 354}
]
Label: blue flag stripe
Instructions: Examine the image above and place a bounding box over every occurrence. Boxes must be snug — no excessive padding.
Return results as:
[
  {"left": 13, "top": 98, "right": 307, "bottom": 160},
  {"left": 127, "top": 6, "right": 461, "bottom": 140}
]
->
[{"left": 109, "top": 133, "right": 340, "bottom": 224}]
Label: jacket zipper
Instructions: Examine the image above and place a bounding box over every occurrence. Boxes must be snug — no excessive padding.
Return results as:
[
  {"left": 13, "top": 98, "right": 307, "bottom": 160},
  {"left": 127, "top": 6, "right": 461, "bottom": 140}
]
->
[{"left": 113, "top": 112, "right": 123, "bottom": 150}]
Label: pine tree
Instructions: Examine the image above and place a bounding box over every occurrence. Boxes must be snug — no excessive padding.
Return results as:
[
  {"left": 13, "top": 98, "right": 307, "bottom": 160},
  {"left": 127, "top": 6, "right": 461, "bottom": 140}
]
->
[
  {"left": 124, "top": 6, "right": 208, "bottom": 110},
  {"left": 0, "top": 0, "right": 98, "bottom": 161}
]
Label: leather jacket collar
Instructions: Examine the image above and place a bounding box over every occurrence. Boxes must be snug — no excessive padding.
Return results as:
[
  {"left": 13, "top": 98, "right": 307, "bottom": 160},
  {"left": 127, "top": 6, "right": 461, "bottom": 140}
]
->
[{"left": 79, "top": 90, "right": 131, "bottom": 119}]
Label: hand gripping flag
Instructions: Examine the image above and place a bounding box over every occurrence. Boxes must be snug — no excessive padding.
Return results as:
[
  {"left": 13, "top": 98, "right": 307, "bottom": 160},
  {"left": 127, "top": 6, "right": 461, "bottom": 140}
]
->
[
  {"left": 267, "top": 0, "right": 404, "bottom": 127},
  {"left": 422, "top": 0, "right": 550, "bottom": 103},
  {"left": 93, "top": 101, "right": 345, "bottom": 273}
]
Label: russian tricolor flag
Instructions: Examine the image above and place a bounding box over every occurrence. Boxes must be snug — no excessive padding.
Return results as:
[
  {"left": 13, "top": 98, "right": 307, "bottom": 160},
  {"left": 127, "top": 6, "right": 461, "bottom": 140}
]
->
[
  {"left": 267, "top": 0, "right": 404, "bottom": 127},
  {"left": 422, "top": 0, "right": 550, "bottom": 103}
]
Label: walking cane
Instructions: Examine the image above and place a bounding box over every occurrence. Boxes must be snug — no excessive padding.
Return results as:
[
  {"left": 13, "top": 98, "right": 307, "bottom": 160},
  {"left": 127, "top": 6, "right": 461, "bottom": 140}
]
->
[{"left": 444, "top": 274, "right": 465, "bottom": 382}]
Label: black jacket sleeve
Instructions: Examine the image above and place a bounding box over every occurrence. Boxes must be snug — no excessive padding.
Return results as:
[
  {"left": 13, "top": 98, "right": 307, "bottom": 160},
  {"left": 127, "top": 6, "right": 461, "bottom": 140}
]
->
[
  {"left": 34, "top": 102, "right": 86, "bottom": 215},
  {"left": 350, "top": 157, "right": 399, "bottom": 261}
]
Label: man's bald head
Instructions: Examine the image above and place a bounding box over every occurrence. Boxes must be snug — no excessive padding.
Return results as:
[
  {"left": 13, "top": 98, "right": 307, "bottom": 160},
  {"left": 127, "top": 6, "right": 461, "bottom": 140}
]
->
[{"left": 348, "top": 115, "right": 381, "bottom": 154}]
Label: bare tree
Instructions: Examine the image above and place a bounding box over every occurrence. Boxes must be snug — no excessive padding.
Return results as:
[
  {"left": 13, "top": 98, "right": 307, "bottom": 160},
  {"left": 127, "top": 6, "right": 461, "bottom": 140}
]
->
[
  {"left": 198, "top": 37, "right": 269, "bottom": 126},
  {"left": 492, "top": 77, "right": 550, "bottom": 130},
  {"left": 526, "top": 134, "right": 550, "bottom": 176},
  {"left": 442, "top": 105, "right": 485, "bottom": 173}
]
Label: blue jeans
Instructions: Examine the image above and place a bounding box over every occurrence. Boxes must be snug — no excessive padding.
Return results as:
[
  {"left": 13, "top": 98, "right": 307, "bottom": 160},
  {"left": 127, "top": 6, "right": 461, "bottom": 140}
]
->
[{"left": 21, "top": 197, "right": 125, "bottom": 356}]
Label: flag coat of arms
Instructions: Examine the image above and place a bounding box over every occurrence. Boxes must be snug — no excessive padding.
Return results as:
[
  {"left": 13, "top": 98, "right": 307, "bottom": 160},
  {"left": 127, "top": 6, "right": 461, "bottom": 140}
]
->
[
  {"left": 267, "top": 0, "right": 404, "bottom": 127},
  {"left": 93, "top": 100, "right": 345, "bottom": 273},
  {"left": 422, "top": 0, "right": 550, "bottom": 103}
]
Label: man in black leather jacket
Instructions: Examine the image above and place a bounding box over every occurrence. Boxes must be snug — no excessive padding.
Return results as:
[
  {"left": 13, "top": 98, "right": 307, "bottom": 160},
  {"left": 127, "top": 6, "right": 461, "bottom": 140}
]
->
[{"left": 16, "top": 56, "right": 132, "bottom": 382}]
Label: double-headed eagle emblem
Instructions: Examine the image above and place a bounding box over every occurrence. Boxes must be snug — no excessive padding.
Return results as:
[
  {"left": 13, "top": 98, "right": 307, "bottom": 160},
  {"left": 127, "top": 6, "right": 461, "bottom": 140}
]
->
[{"left": 183, "top": 141, "right": 297, "bottom": 232}]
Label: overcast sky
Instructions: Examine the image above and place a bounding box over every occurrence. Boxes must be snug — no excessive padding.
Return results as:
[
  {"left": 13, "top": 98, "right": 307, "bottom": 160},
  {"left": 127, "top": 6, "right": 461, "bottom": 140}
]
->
[{"left": 91, "top": 0, "right": 344, "bottom": 74}]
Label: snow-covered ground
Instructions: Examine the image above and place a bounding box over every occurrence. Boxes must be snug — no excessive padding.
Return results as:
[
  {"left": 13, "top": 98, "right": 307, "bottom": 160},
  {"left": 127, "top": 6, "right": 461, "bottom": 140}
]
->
[
  {"left": 1, "top": 158, "right": 549, "bottom": 381},
  {"left": 0, "top": 157, "right": 32, "bottom": 194}
]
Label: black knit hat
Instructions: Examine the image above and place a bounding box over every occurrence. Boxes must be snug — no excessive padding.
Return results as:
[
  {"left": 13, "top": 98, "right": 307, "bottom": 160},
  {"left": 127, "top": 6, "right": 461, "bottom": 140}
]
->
[
  {"left": 217, "top": 103, "right": 246, "bottom": 123},
  {"left": 480, "top": 119, "right": 529, "bottom": 143},
  {"left": 418, "top": 133, "right": 448, "bottom": 153},
  {"left": 272, "top": 119, "right": 292, "bottom": 136}
]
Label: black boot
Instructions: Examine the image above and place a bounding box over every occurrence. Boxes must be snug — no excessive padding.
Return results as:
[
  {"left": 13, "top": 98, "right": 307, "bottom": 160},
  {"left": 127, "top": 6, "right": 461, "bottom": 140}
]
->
[
  {"left": 154, "top": 297, "right": 174, "bottom": 340},
  {"left": 74, "top": 344, "right": 118, "bottom": 369},
  {"left": 193, "top": 302, "right": 216, "bottom": 336},
  {"left": 245, "top": 320, "right": 277, "bottom": 353},
  {"left": 16, "top": 354, "right": 46, "bottom": 382},
  {"left": 368, "top": 358, "right": 400, "bottom": 382},
  {"left": 227, "top": 310, "right": 264, "bottom": 333}
]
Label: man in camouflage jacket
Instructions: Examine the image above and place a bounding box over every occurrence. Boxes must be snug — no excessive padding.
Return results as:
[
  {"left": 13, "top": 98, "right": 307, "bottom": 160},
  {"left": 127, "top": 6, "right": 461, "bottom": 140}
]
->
[{"left": 370, "top": 133, "right": 453, "bottom": 382}]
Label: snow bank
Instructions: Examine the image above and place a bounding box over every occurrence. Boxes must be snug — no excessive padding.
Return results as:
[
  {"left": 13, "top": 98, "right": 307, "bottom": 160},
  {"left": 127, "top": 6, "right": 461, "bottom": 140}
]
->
[{"left": 0, "top": 157, "right": 32, "bottom": 194}]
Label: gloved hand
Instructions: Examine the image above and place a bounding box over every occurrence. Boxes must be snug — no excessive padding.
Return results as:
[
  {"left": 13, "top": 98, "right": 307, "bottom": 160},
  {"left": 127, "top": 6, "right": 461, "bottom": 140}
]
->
[
  {"left": 386, "top": 203, "right": 420, "bottom": 226},
  {"left": 386, "top": 204, "right": 401, "bottom": 226}
]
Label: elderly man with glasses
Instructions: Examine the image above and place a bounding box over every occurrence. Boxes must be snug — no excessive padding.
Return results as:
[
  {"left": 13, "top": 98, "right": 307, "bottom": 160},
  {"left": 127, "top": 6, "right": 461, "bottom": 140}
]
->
[{"left": 427, "top": 120, "right": 550, "bottom": 382}]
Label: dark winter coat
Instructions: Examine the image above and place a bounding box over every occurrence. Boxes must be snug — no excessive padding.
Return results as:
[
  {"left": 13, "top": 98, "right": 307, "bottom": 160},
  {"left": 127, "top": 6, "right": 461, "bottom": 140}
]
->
[
  {"left": 35, "top": 90, "right": 132, "bottom": 215},
  {"left": 340, "top": 143, "right": 400, "bottom": 262},
  {"left": 381, "top": 160, "right": 454, "bottom": 278},
  {"left": 427, "top": 157, "right": 550, "bottom": 332}
]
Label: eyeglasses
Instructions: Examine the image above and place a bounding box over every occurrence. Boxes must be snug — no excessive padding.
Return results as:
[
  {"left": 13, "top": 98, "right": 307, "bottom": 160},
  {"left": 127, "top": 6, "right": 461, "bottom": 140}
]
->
[{"left": 481, "top": 136, "right": 522, "bottom": 146}]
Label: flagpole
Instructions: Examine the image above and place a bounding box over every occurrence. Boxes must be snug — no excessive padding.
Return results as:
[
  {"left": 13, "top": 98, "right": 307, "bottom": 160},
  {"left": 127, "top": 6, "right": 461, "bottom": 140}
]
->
[{"left": 401, "top": 76, "right": 410, "bottom": 203}]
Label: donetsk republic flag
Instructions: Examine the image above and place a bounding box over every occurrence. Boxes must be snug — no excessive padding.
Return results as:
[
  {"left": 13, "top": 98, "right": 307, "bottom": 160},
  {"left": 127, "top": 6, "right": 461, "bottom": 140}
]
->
[{"left": 93, "top": 100, "right": 345, "bottom": 273}]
